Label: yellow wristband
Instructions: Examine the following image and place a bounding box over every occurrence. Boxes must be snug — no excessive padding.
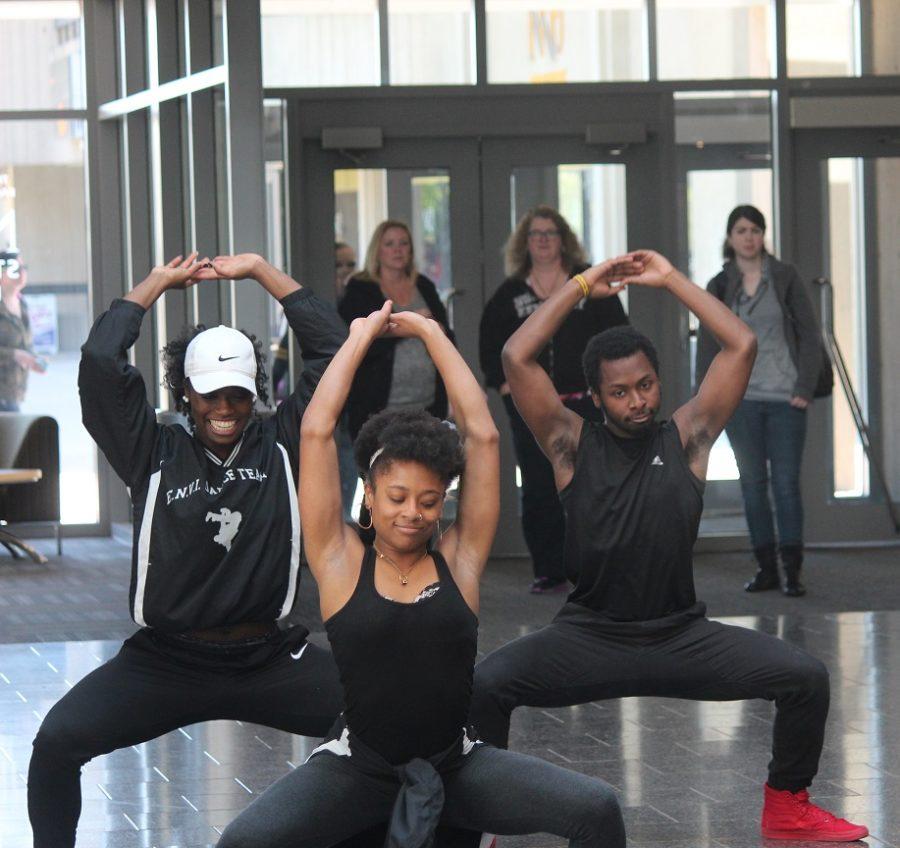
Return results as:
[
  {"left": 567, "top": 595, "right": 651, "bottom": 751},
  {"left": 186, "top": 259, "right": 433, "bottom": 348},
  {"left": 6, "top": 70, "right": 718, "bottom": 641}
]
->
[{"left": 572, "top": 274, "right": 590, "bottom": 299}]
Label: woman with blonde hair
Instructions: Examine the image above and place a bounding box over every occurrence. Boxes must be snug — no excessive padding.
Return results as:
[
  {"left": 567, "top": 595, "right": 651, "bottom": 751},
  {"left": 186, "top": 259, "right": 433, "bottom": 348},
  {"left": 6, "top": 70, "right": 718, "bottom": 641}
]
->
[
  {"left": 339, "top": 220, "right": 452, "bottom": 440},
  {"left": 479, "top": 206, "right": 628, "bottom": 593}
]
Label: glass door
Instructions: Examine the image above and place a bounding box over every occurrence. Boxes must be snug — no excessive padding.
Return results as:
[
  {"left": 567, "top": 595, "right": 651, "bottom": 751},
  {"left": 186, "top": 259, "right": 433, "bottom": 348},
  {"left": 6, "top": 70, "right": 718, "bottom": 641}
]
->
[
  {"left": 481, "top": 134, "right": 666, "bottom": 556},
  {"left": 288, "top": 92, "right": 667, "bottom": 557},
  {"left": 793, "top": 128, "right": 900, "bottom": 541},
  {"left": 674, "top": 91, "right": 775, "bottom": 535}
]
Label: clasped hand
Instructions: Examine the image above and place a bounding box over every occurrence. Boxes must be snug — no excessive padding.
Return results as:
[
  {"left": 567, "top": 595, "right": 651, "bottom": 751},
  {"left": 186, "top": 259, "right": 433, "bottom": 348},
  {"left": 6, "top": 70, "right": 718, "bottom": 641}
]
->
[
  {"left": 350, "top": 301, "right": 435, "bottom": 341},
  {"left": 581, "top": 250, "right": 677, "bottom": 297},
  {"left": 148, "top": 252, "right": 263, "bottom": 290}
]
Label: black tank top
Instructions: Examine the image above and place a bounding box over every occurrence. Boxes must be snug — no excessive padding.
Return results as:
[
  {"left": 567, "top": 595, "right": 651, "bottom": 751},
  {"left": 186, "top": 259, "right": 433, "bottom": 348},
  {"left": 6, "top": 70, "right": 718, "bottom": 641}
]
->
[
  {"left": 561, "top": 420, "right": 705, "bottom": 622},
  {"left": 325, "top": 547, "right": 478, "bottom": 765}
]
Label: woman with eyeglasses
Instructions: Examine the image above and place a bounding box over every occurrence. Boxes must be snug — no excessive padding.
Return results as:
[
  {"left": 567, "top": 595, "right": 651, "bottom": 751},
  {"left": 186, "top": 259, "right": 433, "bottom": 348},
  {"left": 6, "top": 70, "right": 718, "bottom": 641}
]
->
[
  {"left": 339, "top": 220, "right": 453, "bottom": 442},
  {"left": 479, "top": 206, "right": 628, "bottom": 594}
]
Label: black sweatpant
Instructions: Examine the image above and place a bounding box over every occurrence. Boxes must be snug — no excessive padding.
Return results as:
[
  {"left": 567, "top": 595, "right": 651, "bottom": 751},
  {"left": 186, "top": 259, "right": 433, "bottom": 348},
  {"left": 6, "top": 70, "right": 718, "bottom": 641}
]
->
[
  {"left": 217, "top": 744, "right": 625, "bottom": 848},
  {"left": 471, "top": 604, "right": 829, "bottom": 792},
  {"left": 28, "top": 627, "right": 344, "bottom": 848}
]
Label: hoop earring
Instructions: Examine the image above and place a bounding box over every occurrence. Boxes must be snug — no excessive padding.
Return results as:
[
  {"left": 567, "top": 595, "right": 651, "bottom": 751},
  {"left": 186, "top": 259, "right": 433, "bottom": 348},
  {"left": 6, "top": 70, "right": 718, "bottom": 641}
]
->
[{"left": 358, "top": 505, "right": 373, "bottom": 530}]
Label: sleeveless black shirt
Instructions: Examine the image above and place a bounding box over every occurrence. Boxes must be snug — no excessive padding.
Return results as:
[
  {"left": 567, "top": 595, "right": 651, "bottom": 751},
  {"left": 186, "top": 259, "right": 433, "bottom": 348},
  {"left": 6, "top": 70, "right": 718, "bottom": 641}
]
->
[
  {"left": 561, "top": 420, "right": 705, "bottom": 622},
  {"left": 325, "top": 547, "right": 478, "bottom": 765}
]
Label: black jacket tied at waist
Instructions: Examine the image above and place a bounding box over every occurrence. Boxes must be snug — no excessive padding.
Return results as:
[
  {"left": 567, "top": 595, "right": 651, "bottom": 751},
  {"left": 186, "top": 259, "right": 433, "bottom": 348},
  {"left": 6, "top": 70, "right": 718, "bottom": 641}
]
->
[{"left": 309, "top": 715, "right": 478, "bottom": 848}]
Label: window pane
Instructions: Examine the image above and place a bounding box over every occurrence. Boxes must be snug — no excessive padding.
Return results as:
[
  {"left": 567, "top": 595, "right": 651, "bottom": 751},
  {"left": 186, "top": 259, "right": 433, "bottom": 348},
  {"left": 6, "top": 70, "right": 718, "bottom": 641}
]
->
[
  {"left": 261, "top": 0, "right": 380, "bottom": 87},
  {"left": 0, "top": 1, "right": 84, "bottom": 109},
  {"left": 657, "top": 0, "right": 772, "bottom": 80},
  {"left": 870, "top": 0, "right": 900, "bottom": 75},
  {"left": 486, "top": 0, "right": 646, "bottom": 84},
  {"left": 335, "top": 168, "right": 453, "bottom": 300},
  {"left": 264, "top": 99, "right": 289, "bottom": 398},
  {"left": 827, "top": 158, "right": 868, "bottom": 497},
  {"left": 389, "top": 0, "right": 474, "bottom": 85},
  {"left": 187, "top": 0, "right": 224, "bottom": 73},
  {"left": 0, "top": 120, "right": 97, "bottom": 524},
  {"left": 677, "top": 92, "right": 773, "bottom": 483},
  {"left": 787, "top": 0, "right": 857, "bottom": 77}
]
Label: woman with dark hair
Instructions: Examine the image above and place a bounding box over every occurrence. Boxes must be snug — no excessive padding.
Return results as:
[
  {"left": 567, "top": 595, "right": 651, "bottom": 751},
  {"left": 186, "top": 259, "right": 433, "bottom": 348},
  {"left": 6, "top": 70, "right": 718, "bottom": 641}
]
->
[
  {"left": 696, "top": 205, "right": 823, "bottom": 596},
  {"left": 217, "top": 302, "right": 625, "bottom": 848},
  {"left": 479, "top": 206, "right": 628, "bottom": 593},
  {"left": 339, "top": 219, "right": 453, "bottom": 440},
  {"left": 28, "top": 253, "right": 347, "bottom": 847}
]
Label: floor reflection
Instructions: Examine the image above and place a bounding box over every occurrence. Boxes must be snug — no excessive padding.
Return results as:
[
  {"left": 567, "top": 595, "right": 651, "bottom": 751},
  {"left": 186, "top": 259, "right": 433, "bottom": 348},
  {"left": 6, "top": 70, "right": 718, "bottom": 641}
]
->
[{"left": 3, "top": 611, "right": 898, "bottom": 846}]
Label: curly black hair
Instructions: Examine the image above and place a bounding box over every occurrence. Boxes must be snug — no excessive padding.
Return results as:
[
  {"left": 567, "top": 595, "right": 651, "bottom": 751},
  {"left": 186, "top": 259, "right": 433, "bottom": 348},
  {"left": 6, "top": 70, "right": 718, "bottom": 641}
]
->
[
  {"left": 161, "top": 325, "right": 270, "bottom": 422},
  {"left": 582, "top": 326, "right": 660, "bottom": 394},
  {"left": 354, "top": 409, "right": 465, "bottom": 488}
]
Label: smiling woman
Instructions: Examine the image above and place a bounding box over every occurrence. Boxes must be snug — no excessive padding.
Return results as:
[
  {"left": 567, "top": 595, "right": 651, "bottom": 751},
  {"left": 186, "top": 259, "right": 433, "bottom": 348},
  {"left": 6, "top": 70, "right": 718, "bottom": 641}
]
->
[
  {"left": 215, "top": 302, "right": 626, "bottom": 848},
  {"left": 162, "top": 323, "right": 267, "bottom": 459},
  {"left": 28, "top": 252, "right": 350, "bottom": 848}
]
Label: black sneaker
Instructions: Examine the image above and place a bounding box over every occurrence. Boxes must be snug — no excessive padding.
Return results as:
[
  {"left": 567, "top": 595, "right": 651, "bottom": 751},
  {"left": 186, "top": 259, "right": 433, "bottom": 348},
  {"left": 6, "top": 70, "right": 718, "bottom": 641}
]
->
[{"left": 530, "top": 576, "right": 568, "bottom": 595}]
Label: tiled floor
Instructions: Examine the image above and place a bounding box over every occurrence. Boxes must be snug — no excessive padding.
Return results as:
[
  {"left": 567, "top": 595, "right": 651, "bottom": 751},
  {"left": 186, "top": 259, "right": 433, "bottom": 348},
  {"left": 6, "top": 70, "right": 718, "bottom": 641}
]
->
[{"left": 2, "top": 539, "right": 899, "bottom": 846}]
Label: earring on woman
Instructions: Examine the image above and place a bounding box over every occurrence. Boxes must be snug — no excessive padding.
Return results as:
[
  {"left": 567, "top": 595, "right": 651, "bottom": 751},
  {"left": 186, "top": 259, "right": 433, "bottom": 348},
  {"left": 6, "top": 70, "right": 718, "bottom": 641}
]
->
[{"left": 358, "top": 504, "right": 373, "bottom": 530}]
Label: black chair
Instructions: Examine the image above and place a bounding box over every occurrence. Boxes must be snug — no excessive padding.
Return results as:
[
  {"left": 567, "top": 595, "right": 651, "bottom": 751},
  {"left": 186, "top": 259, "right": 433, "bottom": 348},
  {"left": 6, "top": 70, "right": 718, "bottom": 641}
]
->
[{"left": 0, "top": 413, "right": 61, "bottom": 556}]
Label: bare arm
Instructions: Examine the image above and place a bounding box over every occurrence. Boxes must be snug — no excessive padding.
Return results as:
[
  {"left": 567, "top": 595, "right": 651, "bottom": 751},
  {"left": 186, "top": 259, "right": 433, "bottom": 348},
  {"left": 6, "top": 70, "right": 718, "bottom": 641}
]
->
[
  {"left": 299, "top": 303, "right": 393, "bottom": 619},
  {"left": 501, "top": 258, "right": 642, "bottom": 490},
  {"left": 623, "top": 251, "right": 757, "bottom": 479},
  {"left": 387, "top": 311, "right": 499, "bottom": 605}
]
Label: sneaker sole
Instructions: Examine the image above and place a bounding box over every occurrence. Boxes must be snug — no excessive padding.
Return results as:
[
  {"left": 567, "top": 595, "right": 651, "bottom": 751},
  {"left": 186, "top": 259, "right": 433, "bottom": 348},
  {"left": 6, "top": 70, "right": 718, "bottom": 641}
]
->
[{"left": 762, "top": 826, "right": 869, "bottom": 841}]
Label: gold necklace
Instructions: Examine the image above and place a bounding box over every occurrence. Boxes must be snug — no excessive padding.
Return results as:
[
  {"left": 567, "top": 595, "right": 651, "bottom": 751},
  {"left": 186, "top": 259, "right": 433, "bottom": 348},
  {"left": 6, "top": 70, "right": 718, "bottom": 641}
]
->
[{"left": 374, "top": 546, "right": 429, "bottom": 585}]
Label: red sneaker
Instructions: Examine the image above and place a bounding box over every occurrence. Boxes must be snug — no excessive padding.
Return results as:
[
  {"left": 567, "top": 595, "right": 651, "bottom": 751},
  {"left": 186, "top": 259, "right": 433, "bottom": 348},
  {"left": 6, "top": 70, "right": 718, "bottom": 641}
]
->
[{"left": 761, "top": 784, "right": 869, "bottom": 841}]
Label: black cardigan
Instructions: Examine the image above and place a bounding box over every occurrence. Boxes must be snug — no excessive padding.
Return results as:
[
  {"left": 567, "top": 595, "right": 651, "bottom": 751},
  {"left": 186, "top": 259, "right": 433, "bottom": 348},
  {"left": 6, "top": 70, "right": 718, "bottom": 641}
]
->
[
  {"left": 338, "top": 274, "right": 452, "bottom": 438},
  {"left": 695, "top": 256, "right": 822, "bottom": 401},
  {"left": 479, "top": 266, "right": 629, "bottom": 394}
]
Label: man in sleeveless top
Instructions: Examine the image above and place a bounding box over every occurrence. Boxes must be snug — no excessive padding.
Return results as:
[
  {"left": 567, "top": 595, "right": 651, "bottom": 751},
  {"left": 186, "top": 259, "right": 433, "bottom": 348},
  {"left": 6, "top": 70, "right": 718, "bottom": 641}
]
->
[{"left": 470, "top": 251, "right": 868, "bottom": 841}]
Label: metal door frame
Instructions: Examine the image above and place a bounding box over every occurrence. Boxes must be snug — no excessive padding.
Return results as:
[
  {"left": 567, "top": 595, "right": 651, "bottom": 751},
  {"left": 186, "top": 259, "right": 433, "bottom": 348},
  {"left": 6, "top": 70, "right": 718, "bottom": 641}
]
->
[
  {"left": 287, "top": 89, "right": 674, "bottom": 556},
  {"left": 792, "top": 127, "right": 898, "bottom": 541}
]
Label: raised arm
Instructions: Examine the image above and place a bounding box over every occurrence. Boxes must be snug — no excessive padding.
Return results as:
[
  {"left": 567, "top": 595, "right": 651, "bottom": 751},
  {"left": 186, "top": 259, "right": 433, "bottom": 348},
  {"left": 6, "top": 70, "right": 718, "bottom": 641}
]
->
[
  {"left": 299, "top": 302, "right": 393, "bottom": 607},
  {"left": 502, "top": 257, "right": 642, "bottom": 490},
  {"left": 193, "top": 254, "right": 346, "bottom": 460},
  {"left": 195, "top": 256, "right": 345, "bottom": 405},
  {"left": 83, "top": 255, "right": 203, "bottom": 488},
  {"left": 387, "top": 311, "right": 500, "bottom": 593},
  {"left": 623, "top": 251, "right": 757, "bottom": 478}
]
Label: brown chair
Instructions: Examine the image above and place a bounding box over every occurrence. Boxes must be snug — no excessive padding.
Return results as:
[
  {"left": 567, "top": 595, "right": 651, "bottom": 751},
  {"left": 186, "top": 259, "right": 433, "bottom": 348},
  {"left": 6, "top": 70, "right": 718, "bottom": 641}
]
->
[{"left": 0, "top": 413, "right": 61, "bottom": 556}]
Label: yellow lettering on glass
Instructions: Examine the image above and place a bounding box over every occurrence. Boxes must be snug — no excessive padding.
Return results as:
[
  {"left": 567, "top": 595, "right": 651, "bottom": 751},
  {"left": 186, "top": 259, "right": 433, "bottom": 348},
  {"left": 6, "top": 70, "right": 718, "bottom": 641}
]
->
[{"left": 528, "top": 11, "right": 565, "bottom": 62}]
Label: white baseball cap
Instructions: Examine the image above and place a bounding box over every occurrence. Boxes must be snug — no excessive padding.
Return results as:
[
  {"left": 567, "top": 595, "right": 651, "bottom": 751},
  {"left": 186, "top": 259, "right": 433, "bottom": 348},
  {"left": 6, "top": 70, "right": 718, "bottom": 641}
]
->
[{"left": 184, "top": 325, "right": 257, "bottom": 396}]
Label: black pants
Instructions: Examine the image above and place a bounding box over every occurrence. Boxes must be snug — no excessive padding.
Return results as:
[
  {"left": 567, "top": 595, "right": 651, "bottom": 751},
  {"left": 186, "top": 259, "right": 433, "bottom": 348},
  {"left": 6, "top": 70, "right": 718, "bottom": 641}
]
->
[
  {"left": 503, "top": 395, "right": 602, "bottom": 582},
  {"left": 218, "top": 744, "right": 624, "bottom": 848},
  {"left": 28, "top": 627, "right": 344, "bottom": 848},
  {"left": 471, "top": 604, "right": 829, "bottom": 792}
]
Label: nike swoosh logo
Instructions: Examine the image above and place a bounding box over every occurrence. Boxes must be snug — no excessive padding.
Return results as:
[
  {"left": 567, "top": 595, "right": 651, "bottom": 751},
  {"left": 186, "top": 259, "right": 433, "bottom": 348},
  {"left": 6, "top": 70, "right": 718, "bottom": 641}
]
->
[
  {"left": 218, "top": 355, "right": 239, "bottom": 362},
  {"left": 290, "top": 644, "right": 309, "bottom": 661}
]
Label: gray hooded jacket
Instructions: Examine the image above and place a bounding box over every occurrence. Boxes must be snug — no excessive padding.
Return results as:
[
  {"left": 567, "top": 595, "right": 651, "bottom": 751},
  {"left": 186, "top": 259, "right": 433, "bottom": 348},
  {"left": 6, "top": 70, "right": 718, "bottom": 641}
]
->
[{"left": 695, "top": 256, "right": 822, "bottom": 401}]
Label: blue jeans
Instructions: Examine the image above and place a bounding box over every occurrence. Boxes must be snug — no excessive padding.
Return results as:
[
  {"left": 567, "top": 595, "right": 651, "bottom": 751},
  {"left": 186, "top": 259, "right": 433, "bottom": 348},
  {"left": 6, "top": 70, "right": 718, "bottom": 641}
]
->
[{"left": 726, "top": 399, "right": 807, "bottom": 549}]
